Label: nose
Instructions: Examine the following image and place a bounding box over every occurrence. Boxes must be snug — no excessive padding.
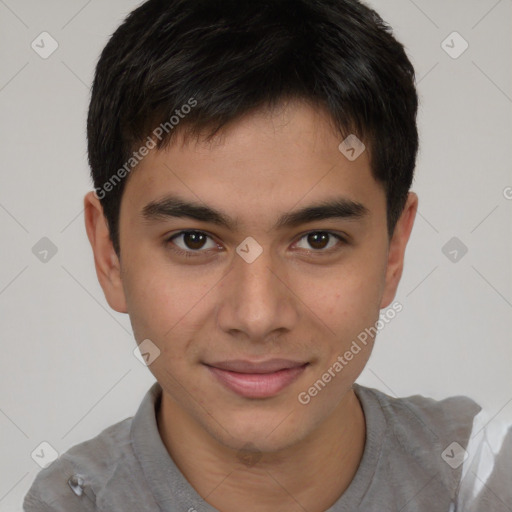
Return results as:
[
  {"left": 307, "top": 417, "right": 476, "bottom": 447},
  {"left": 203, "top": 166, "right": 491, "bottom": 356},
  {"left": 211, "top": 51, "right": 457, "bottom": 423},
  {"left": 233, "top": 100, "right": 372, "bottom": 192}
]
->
[{"left": 216, "top": 241, "right": 299, "bottom": 344}]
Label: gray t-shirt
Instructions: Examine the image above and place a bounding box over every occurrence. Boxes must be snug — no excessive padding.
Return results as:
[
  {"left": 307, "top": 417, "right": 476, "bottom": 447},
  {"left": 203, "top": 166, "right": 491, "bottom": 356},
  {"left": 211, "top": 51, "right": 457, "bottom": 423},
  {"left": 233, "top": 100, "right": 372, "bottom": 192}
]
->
[{"left": 23, "top": 381, "right": 482, "bottom": 512}]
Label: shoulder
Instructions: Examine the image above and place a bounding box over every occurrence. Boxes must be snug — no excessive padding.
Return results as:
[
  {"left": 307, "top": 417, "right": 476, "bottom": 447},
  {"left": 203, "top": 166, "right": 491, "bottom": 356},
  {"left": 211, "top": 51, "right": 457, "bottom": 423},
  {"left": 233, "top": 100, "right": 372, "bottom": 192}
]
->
[
  {"left": 357, "top": 384, "right": 481, "bottom": 452},
  {"left": 354, "top": 384, "right": 482, "bottom": 497},
  {"left": 364, "top": 385, "right": 482, "bottom": 436},
  {"left": 23, "top": 417, "right": 133, "bottom": 512}
]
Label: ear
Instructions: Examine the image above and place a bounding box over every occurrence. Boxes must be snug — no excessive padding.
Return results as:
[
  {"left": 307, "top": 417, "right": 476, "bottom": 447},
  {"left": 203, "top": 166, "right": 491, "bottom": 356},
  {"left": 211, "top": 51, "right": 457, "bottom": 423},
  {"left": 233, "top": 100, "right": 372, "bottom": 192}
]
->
[
  {"left": 380, "top": 192, "right": 418, "bottom": 309},
  {"left": 83, "top": 191, "right": 128, "bottom": 313}
]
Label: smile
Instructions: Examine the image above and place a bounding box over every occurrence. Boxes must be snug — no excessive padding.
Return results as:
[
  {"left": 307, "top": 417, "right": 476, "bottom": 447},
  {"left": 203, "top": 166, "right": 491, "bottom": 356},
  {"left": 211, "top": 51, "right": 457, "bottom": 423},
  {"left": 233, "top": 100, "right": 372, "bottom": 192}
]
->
[{"left": 204, "top": 361, "right": 309, "bottom": 398}]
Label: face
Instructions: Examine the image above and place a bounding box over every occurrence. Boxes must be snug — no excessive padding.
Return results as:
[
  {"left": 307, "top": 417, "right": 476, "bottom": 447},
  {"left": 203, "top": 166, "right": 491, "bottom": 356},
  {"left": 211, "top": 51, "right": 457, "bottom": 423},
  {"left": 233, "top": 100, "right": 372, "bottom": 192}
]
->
[{"left": 85, "top": 98, "right": 417, "bottom": 453}]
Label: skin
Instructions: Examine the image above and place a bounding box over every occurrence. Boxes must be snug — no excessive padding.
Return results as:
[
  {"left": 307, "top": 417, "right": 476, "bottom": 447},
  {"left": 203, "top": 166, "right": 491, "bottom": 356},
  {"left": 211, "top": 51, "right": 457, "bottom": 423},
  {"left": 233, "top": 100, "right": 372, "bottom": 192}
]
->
[{"left": 84, "top": 98, "right": 417, "bottom": 512}]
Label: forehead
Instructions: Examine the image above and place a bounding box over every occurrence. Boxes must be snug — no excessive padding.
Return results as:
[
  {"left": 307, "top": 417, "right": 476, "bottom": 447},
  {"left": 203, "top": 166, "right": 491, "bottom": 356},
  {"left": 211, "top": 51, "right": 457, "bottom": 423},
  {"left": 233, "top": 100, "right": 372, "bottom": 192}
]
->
[{"left": 120, "top": 100, "right": 385, "bottom": 228}]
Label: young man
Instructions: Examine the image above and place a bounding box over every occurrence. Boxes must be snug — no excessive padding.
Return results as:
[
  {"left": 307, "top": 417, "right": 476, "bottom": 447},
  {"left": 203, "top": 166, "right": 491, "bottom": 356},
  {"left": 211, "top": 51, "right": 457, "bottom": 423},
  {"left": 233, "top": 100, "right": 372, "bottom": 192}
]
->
[{"left": 23, "top": 0, "right": 493, "bottom": 510}]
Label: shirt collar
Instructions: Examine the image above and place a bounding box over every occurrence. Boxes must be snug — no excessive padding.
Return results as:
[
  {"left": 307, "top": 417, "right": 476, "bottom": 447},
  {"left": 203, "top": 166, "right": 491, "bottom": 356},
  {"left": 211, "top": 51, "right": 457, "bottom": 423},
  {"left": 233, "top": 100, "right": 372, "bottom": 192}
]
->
[{"left": 130, "top": 381, "right": 385, "bottom": 512}]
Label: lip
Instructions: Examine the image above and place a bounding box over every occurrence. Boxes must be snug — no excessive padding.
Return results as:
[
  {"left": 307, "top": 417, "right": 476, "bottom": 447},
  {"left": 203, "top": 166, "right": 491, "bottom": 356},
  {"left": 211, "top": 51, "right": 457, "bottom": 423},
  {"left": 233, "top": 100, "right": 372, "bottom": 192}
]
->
[
  {"left": 204, "top": 359, "right": 309, "bottom": 398},
  {"left": 207, "top": 358, "right": 307, "bottom": 373}
]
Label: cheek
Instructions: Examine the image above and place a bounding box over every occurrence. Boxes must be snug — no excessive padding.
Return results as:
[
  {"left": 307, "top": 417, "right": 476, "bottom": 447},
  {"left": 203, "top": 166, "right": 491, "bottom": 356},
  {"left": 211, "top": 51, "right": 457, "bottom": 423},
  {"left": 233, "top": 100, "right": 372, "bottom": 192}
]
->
[
  {"left": 121, "top": 258, "right": 180, "bottom": 340},
  {"left": 122, "top": 252, "right": 218, "bottom": 348},
  {"left": 296, "top": 252, "right": 386, "bottom": 360},
  {"left": 343, "top": 238, "right": 388, "bottom": 303},
  {"left": 300, "top": 254, "right": 385, "bottom": 321}
]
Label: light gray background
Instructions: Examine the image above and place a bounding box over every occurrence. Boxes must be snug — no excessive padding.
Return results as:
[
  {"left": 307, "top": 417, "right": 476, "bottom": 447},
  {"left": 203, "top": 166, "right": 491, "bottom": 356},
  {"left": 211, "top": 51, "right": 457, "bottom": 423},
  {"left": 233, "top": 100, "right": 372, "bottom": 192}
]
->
[{"left": 0, "top": 0, "right": 511, "bottom": 510}]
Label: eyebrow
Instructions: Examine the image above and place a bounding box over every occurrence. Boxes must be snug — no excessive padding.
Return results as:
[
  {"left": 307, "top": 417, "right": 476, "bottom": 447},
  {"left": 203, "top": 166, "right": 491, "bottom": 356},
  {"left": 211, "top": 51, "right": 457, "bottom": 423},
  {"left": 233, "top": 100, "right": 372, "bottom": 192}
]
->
[{"left": 141, "top": 194, "right": 369, "bottom": 231}]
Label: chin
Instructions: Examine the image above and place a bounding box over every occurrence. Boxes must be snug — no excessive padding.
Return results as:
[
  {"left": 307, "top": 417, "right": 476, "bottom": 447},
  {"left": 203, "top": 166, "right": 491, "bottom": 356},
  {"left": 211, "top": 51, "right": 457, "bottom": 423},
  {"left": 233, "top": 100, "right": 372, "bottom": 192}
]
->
[{"left": 206, "top": 409, "right": 311, "bottom": 454}]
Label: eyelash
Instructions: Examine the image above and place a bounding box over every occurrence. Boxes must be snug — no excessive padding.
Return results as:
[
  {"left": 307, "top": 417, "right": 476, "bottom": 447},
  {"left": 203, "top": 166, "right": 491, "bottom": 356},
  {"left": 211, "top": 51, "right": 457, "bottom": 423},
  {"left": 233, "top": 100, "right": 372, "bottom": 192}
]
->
[{"left": 164, "top": 230, "right": 348, "bottom": 258}]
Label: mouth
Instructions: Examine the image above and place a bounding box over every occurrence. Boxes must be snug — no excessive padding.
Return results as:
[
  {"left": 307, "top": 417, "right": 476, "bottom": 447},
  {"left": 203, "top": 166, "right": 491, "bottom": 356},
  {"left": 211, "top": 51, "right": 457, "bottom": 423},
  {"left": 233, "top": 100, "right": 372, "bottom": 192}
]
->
[{"left": 203, "top": 359, "right": 310, "bottom": 398}]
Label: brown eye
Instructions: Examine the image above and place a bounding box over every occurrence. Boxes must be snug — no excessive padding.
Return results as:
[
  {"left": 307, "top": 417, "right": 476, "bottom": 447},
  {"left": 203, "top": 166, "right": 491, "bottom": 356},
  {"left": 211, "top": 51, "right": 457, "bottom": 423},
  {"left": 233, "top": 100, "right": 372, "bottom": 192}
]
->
[
  {"left": 295, "top": 231, "right": 346, "bottom": 252},
  {"left": 181, "top": 231, "right": 208, "bottom": 250},
  {"left": 166, "top": 230, "right": 218, "bottom": 256},
  {"left": 307, "top": 232, "right": 330, "bottom": 250}
]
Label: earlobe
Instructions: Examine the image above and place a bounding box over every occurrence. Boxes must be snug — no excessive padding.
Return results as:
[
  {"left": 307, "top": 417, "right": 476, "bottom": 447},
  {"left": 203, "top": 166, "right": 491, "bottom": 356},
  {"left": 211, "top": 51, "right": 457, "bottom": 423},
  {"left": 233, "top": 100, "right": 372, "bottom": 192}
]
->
[
  {"left": 379, "top": 192, "right": 418, "bottom": 309},
  {"left": 83, "top": 191, "right": 128, "bottom": 314}
]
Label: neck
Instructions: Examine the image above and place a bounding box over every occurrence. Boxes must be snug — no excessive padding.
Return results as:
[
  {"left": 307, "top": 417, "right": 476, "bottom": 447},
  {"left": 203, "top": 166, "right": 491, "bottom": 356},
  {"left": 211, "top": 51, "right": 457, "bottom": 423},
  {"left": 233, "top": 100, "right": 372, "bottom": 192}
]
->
[{"left": 157, "top": 388, "right": 366, "bottom": 512}]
